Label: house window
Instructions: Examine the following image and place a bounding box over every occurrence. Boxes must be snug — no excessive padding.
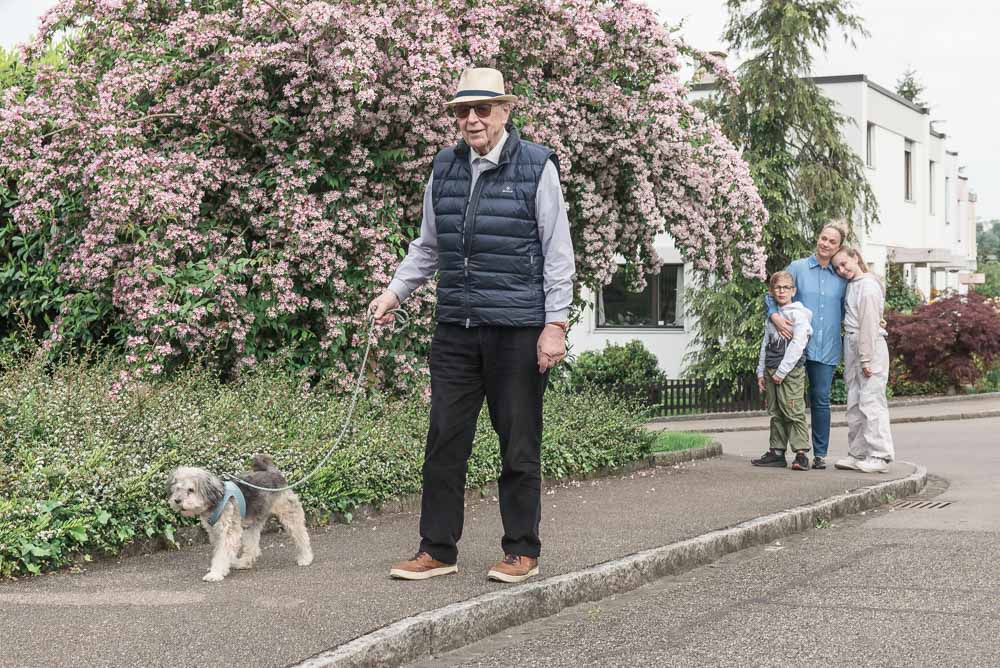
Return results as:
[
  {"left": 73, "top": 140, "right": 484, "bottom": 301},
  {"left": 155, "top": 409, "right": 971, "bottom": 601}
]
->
[
  {"left": 945, "top": 177, "right": 951, "bottom": 224},
  {"left": 904, "top": 140, "right": 914, "bottom": 201},
  {"left": 866, "top": 123, "right": 875, "bottom": 167},
  {"left": 929, "top": 161, "right": 936, "bottom": 214},
  {"left": 597, "top": 265, "right": 684, "bottom": 328}
]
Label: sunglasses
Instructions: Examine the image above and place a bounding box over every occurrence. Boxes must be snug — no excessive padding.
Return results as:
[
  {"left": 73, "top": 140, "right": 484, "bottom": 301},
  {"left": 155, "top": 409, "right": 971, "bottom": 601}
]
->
[{"left": 452, "top": 104, "right": 496, "bottom": 119}]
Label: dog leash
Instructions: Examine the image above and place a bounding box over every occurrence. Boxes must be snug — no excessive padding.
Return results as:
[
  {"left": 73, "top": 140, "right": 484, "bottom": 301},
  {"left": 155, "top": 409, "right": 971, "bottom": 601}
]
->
[{"left": 222, "top": 307, "right": 410, "bottom": 492}]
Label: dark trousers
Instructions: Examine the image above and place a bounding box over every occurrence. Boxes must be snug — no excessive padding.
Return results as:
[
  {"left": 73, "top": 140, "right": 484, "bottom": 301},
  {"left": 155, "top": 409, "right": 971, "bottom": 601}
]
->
[{"left": 419, "top": 323, "right": 547, "bottom": 565}]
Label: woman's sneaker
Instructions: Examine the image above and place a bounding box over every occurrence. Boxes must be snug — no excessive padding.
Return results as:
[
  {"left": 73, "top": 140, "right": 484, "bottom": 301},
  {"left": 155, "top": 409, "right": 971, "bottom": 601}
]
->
[
  {"left": 791, "top": 451, "right": 810, "bottom": 471},
  {"left": 751, "top": 450, "right": 787, "bottom": 467},
  {"left": 857, "top": 456, "right": 889, "bottom": 473},
  {"left": 812, "top": 456, "right": 827, "bottom": 470},
  {"left": 835, "top": 455, "right": 862, "bottom": 471}
]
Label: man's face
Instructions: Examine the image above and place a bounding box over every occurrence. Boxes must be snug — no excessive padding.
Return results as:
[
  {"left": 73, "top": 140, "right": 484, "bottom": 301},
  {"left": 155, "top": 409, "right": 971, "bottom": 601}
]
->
[{"left": 453, "top": 102, "right": 510, "bottom": 155}]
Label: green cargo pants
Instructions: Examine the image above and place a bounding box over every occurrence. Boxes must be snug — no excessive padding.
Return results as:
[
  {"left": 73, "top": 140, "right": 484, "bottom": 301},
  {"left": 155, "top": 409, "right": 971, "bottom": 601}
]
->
[{"left": 765, "top": 365, "right": 809, "bottom": 452}]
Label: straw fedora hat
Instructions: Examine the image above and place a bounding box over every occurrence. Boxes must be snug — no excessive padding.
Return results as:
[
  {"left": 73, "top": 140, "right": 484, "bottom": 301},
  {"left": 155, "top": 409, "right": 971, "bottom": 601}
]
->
[{"left": 445, "top": 67, "right": 519, "bottom": 107}]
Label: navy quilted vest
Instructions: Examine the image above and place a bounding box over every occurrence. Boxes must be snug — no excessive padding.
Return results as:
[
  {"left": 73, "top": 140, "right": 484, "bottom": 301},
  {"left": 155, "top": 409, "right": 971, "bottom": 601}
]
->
[{"left": 432, "top": 124, "right": 557, "bottom": 327}]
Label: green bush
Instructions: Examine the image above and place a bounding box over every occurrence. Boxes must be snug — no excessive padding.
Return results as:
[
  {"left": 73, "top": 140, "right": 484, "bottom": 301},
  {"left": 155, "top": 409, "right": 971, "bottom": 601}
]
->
[
  {"left": 0, "top": 355, "right": 652, "bottom": 577},
  {"left": 887, "top": 356, "right": 949, "bottom": 397},
  {"left": 975, "top": 262, "right": 1000, "bottom": 299},
  {"left": 570, "top": 340, "right": 665, "bottom": 398},
  {"left": 978, "top": 362, "right": 1000, "bottom": 393},
  {"left": 885, "top": 262, "right": 923, "bottom": 314},
  {"left": 829, "top": 375, "right": 847, "bottom": 405}
]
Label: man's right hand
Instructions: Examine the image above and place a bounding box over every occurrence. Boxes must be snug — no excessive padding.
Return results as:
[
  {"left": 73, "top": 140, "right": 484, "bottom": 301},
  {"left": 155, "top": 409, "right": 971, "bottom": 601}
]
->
[
  {"left": 369, "top": 290, "right": 401, "bottom": 326},
  {"left": 770, "top": 312, "right": 793, "bottom": 340}
]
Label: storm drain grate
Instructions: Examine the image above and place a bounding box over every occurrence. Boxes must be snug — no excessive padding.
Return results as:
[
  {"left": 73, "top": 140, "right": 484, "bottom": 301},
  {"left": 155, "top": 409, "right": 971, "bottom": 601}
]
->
[{"left": 893, "top": 500, "right": 952, "bottom": 509}]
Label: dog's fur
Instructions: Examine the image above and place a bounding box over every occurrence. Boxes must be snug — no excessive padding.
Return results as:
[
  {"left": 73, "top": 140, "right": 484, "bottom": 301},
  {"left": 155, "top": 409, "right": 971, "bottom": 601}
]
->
[{"left": 167, "top": 454, "right": 313, "bottom": 582}]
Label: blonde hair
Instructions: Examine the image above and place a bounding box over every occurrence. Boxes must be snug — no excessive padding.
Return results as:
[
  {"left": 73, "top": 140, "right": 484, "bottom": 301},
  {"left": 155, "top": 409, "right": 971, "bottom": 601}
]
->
[
  {"left": 768, "top": 270, "right": 795, "bottom": 290},
  {"left": 821, "top": 221, "right": 849, "bottom": 247},
  {"left": 834, "top": 246, "right": 870, "bottom": 274}
]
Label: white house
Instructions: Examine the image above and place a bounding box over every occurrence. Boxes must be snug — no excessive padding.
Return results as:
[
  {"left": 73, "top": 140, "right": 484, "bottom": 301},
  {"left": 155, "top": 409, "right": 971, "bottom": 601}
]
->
[{"left": 568, "top": 74, "right": 978, "bottom": 378}]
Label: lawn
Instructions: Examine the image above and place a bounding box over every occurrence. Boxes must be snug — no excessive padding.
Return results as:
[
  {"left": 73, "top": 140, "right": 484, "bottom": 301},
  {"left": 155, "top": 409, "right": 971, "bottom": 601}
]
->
[{"left": 652, "top": 430, "right": 713, "bottom": 453}]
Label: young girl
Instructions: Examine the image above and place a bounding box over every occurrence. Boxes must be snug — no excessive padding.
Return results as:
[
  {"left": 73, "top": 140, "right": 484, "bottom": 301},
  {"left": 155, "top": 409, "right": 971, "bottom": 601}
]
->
[{"left": 831, "top": 247, "right": 894, "bottom": 473}]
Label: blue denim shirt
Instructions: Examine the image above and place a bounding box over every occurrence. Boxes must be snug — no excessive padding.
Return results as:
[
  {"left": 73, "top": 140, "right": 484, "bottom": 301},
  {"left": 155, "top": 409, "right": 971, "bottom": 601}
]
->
[{"left": 765, "top": 255, "right": 847, "bottom": 367}]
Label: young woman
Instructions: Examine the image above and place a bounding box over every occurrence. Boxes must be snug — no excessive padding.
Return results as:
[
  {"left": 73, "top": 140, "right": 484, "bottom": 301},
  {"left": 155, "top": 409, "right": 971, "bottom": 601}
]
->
[{"left": 831, "top": 247, "right": 895, "bottom": 473}]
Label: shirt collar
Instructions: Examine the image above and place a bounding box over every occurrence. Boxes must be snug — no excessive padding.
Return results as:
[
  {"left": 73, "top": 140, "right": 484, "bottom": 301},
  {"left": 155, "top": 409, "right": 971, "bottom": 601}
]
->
[
  {"left": 470, "top": 129, "right": 508, "bottom": 166},
  {"left": 808, "top": 254, "right": 836, "bottom": 272}
]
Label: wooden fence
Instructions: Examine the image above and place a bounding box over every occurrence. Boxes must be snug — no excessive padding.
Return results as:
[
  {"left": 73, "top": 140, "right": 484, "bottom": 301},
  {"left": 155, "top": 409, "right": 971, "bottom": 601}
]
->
[{"left": 637, "top": 375, "right": 763, "bottom": 416}]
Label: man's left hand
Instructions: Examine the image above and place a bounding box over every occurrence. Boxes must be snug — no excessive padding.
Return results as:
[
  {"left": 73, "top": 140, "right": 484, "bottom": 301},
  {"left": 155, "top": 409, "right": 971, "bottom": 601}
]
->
[{"left": 536, "top": 324, "right": 566, "bottom": 373}]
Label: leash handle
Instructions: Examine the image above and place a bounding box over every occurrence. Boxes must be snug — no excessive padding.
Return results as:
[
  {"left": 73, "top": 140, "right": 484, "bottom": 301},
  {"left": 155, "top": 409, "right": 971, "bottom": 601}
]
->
[{"left": 223, "top": 307, "right": 410, "bottom": 492}]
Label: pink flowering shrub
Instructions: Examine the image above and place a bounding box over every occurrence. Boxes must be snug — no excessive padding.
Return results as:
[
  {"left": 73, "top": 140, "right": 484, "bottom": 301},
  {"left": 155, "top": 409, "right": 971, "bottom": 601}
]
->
[{"left": 0, "top": 0, "right": 766, "bottom": 390}]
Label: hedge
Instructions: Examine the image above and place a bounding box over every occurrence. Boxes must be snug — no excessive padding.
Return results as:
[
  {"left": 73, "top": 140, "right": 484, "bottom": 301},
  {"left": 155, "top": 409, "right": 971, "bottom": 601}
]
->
[{"left": 0, "top": 353, "right": 652, "bottom": 577}]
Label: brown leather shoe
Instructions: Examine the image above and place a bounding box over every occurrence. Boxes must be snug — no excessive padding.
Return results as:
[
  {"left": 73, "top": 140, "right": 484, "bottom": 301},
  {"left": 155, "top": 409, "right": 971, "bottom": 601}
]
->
[
  {"left": 487, "top": 554, "right": 539, "bottom": 583},
  {"left": 389, "top": 551, "right": 457, "bottom": 580}
]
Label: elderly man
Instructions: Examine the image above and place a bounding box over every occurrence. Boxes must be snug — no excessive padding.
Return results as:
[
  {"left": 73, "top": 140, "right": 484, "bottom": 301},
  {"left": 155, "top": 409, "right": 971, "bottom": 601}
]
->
[{"left": 369, "top": 67, "right": 575, "bottom": 583}]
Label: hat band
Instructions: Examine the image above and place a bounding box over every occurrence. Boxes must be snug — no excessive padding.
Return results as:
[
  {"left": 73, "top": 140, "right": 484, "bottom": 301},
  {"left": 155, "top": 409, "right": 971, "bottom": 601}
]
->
[{"left": 453, "top": 89, "right": 504, "bottom": 99}]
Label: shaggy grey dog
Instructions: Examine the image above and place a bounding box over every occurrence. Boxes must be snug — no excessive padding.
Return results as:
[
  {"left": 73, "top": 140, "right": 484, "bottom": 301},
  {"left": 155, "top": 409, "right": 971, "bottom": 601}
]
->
[{"left": 167, "top": 454, "right": 313, "bottom": 582}]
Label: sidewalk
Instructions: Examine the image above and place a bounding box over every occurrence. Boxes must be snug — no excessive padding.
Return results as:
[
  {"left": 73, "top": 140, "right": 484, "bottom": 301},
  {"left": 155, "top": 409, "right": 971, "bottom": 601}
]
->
[
  {"left": 648, "top": 392, "right": 1000, "bottom": 433},
  {"left": 2, "top": 446, "right": 921, "bottom": 668}
]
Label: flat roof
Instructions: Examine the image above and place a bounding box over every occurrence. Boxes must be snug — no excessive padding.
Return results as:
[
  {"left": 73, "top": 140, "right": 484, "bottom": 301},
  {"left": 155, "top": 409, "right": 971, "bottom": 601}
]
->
[
  {"left": 693, "top": 73, "right": 929, "bottom": 115},
  {"left": 812, "top": 75, "right": 929, "bottom": 114}
]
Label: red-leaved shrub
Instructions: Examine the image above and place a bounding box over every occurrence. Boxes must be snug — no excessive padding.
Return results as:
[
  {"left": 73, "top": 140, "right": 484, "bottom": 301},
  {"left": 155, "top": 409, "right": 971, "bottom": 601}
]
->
[{"left": 886, "top": 293, "right": 1000, "bottom": 388}]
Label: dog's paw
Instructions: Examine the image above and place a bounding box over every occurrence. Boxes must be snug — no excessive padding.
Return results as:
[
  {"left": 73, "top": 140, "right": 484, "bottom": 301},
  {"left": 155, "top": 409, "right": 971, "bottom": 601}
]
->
[
  {"left": 297, "top": 552, "right": 314, "bottom": 567},
  {"left": 203, "top": 571, "right": 226, "bottom": 582}
]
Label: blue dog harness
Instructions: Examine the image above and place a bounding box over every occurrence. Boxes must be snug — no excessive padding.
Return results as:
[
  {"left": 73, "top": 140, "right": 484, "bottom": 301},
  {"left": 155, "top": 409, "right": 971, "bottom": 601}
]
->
[{"left": 207, "top": 481, "right": 247, "bottom": 526}]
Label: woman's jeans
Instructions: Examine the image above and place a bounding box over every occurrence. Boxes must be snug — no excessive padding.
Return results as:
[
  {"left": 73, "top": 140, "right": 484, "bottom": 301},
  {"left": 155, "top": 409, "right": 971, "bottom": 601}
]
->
[{"left": 805, "top": 361, "right": 835, "bottom": 458}]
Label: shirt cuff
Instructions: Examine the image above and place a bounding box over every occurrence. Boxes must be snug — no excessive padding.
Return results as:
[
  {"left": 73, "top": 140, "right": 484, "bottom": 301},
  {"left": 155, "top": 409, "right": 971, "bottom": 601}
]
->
[
  {"left": 388, "top": 279, "right": 412, "bottom": 304},
  {"left": 545, "top": 309, "right": 569, "bottom": 324}
]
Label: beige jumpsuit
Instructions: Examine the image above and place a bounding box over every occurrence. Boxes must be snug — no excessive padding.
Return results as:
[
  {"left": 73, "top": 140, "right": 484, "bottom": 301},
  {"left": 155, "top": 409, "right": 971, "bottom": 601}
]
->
[{"left": 843, "top": 273, "right": 894, "bottom": 461}]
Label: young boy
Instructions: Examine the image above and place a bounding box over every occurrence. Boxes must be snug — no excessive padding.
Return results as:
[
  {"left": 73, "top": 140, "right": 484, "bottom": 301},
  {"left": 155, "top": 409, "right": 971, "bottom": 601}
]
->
[{"left": 752, "top": 271, "right": 814, "bottom": 471}]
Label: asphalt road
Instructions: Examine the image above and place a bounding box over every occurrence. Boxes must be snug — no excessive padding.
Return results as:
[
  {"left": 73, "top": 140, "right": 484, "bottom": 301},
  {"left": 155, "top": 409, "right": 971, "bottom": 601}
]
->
[{"left": 413, "top": 417, "right": 1000, "bottom": 667}]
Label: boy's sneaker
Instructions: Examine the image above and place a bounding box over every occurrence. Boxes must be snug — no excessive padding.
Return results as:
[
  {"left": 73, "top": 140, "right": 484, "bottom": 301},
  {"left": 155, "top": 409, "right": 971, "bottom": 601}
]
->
[
  {"left": 791, "top": 451, "right": 810, "bottom": 471},
  {"left": 835, "top": 455, "right": 862, "bottom": 471},
  {"left": 812, "top": 456, "right": 827, "bottom": 470},
  {"left": 751, "top": 450, "right": 787, "bottom": 467},
  {"left": 857, "top": 456, "right": 889, "bottom": 474}
]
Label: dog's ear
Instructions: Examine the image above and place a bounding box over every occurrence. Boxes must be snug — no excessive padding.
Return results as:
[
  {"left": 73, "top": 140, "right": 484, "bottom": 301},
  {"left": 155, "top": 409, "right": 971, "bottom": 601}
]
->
[
  {"left": 251, "top": 453, "right": 276, "bottom": 472},
  {"left": 166, "top": 471, "right": 177, "bottom": 495},
  {"left": 196, "top": 471, "right": 224, "bottom": 508}
]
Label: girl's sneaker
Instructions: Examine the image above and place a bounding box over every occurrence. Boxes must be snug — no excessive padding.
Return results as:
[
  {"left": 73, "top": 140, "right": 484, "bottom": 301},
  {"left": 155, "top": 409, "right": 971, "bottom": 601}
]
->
[
  {"left": 835, "top": 455, "right": 862, "bottom": 471},
  {"left": 856, "top": 456, "right": 889, "bottom": 473},
  {"left": 791, "top": 451, "right": 810, "bottom": 471}
]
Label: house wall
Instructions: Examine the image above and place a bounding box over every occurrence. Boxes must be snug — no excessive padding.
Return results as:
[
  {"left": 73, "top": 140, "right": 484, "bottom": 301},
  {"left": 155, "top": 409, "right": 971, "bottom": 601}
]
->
[{"left": 572, "top": 241, "right": 692, "bottom": 378}]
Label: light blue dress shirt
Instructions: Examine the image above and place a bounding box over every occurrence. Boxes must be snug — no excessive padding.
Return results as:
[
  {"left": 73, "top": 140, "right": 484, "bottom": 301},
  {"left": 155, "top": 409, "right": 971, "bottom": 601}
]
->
[{"left": 765, "top": 255, "right": 847, "bottom": 367}]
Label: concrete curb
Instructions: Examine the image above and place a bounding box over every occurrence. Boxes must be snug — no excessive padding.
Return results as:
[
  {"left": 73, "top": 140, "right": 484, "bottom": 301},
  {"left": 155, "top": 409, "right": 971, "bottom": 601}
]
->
[
  {"left": 673, "top": 409, "right": 1000, "bottom": 434},
  {"left": 654, "top": 391, "right": 1000, "bottom": 424},
  {"left": 295, "top": 464, "right": 927, "bottom": 668},
  {"left": 652, "top": 442, "right": 722, "bottom": 465}
]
